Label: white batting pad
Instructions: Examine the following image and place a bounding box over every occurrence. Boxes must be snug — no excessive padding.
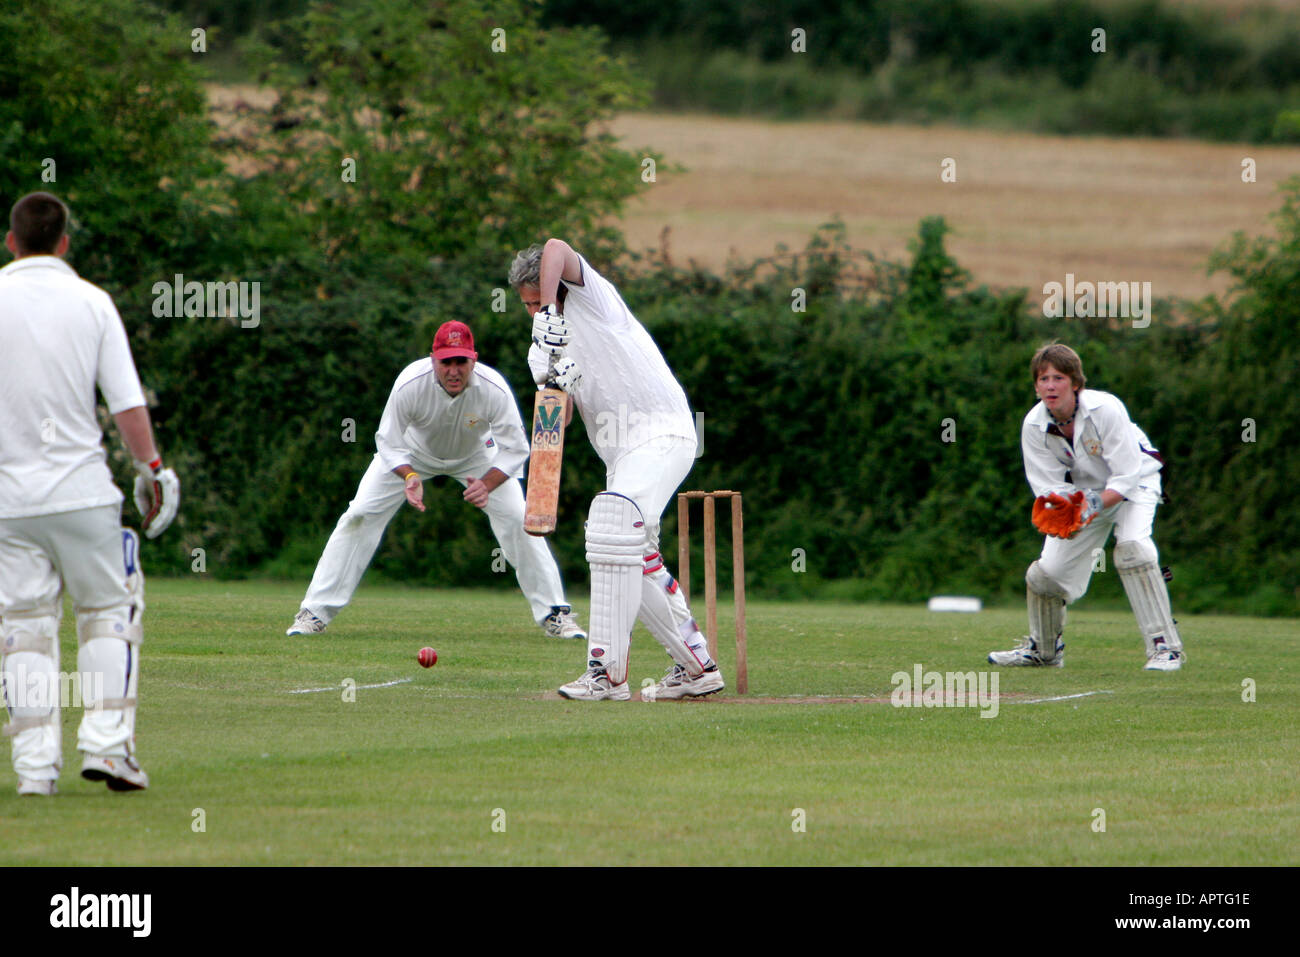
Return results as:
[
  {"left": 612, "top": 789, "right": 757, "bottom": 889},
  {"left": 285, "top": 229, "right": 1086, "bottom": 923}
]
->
[
  {"left": 1114, "top": 539, "right": 1184, "bottom": 656},
  {"left": 1, "top": 607, "right": 63, "bottom": 774},
  {"left": 585, "top": 493, "right": 646, "bottom": 685},
  {"left": 1026, "top": 561, "right": 1068, "bottom": 660},
  {"left": 75, "top": 529, "right": 145, "bottom": 757}
]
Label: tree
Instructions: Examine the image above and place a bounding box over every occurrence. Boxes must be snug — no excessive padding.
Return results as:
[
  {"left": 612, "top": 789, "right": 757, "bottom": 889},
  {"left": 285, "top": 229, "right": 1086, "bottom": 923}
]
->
[
  {"left": 0, "top": 0, "right": 225, "bottom": 294},
  {"left": 243, "top": 0, "right": 652, "bottom": 268}
]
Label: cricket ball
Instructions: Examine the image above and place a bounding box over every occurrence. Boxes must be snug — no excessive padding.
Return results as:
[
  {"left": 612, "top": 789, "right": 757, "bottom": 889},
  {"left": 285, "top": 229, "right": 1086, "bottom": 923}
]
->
[{"left": 418, "top": 647, "right": 438, "bottom": 668}]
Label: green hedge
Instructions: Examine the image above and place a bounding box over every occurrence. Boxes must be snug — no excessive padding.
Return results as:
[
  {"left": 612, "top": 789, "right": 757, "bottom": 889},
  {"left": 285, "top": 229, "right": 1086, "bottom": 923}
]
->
[
  {"left": 113, "top": 206, "right": 1298, "bottom": 618},
  {"left": 543, "top": 0, "right": 1300, "bottom": 96}
]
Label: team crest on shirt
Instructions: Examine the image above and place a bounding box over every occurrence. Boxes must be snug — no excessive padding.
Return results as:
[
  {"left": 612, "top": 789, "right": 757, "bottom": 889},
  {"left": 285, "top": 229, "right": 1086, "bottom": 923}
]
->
[
  {"left": 1079, "top": 420, "right": 1103, "bottom": 457},
  {"left": 466, "top": 417, "right": 481, "bottom": 427}
]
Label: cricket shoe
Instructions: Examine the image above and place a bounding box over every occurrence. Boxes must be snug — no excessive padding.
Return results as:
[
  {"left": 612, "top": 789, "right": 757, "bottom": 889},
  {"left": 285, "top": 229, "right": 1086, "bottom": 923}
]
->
[
  {"left": 643, "top": 662, "right": 725, "bottom": 701},
  {"left": 81, "top": 754, "right": 149, "bottom": 791},
  {"left": 286, "top": 608, "right": 327, "bottom": 636},
  {"left": 557, "top": 667, "right": 630, "bottom": 701},
  {"left": 17, "top": 777, "right": 57, "bottom": 796},
  {"left": 1144, "top": 647, "right": 1184, "bottom": 672},
  {"left": 542, "top": 605, "right": 587, "bottom": 640},
  {"left": 987, "top": 636, "right": 1064, "bottom": 667}
]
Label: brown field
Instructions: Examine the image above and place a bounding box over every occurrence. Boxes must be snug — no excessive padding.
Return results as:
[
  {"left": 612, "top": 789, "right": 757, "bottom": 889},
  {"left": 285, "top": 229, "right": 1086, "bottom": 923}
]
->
[
  {"left": 609, "top": 113, "right": 1300, "bottom": 299},
  {"left": 208, "top": 85, "right": 1300, "bottom": 301}
]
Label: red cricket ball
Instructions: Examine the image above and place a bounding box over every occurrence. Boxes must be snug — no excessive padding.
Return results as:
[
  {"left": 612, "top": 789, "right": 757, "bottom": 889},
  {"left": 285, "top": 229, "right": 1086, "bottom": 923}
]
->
[{"left": 418, "top": 647, "right": 438, "bottom": 668}]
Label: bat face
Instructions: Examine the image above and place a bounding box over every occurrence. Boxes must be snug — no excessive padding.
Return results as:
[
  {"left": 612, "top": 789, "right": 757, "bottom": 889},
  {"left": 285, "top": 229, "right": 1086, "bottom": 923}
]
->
[{"left": 524, "top": 387, "right": 567, "bottom": 535}]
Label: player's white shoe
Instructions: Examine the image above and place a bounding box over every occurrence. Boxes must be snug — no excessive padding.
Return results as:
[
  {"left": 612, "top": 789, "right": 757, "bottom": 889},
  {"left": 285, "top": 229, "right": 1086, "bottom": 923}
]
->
[
  {"left": 81, "top": 754, "right": 149, "bottom": 791},
  {"left": 988, "top": 636, "right": 1064, "bottom": 667},
  {"left": 17, "top": 777, "right": 57, "bottom": 796},
  {"left": 542, "top": 605, "right": 587, "bottom": 640},
  {"left": 557, "top": 667, "right": 630, "bottom": 701},
  {"left": 643, "top": 662, "right": 726, "bottom": 701},
  {"left": 286, "top": 609, "right": 327, "bottom": 636},
  {"left": 1144, "top": 648, "right": 1184, "bottom": 671}
]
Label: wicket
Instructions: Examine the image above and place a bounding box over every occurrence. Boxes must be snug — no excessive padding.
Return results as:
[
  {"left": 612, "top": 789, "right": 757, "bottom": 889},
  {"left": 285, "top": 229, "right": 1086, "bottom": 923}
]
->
[{"left": 676, "top": 490, "right": 748, "bottom": 694}]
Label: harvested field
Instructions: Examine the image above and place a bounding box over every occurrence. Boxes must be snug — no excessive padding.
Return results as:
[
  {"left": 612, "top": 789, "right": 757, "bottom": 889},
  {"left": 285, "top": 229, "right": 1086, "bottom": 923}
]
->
[{"left": 610, "top": 113, "right": 1300, "bottom": 298}]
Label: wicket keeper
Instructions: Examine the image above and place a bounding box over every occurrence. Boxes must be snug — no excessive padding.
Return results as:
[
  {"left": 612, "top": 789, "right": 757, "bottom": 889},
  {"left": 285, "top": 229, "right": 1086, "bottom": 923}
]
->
[{"left": 989, "top": 342, "right": 1185, "bottom": 671}]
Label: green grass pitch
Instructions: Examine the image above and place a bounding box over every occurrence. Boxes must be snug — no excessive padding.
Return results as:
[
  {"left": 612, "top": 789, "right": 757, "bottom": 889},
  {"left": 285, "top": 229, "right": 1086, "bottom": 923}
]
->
[{"left": 2, "top": 579, "right": 1295, "bottom": 866}]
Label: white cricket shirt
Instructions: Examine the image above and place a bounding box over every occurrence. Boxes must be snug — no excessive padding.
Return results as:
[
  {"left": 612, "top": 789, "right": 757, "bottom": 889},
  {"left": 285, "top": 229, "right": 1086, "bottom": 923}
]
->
[
  {"left": 1022, "top": 389, "right": 1162, "bottom": 500},
  {"left": 375, "top": 359, "right": 529, "bottom": 477},
  {"left": 0, "top": 256, "right": 147, "bottom": 518},
  {"left": 558, "top": 255, "right": 696, "bottom": 468}
]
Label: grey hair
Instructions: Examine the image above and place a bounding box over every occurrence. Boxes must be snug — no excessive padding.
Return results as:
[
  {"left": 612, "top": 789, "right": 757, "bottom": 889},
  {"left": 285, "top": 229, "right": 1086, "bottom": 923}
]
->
[{"left": 508, "top": 244, "right": 544, "bottom": 289}]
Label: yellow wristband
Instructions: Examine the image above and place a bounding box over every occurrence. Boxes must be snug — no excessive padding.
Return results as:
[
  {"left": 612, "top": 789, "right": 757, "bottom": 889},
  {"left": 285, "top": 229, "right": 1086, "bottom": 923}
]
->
[{"left": 405, "top": 472, "right": 420, "bottom": 483}]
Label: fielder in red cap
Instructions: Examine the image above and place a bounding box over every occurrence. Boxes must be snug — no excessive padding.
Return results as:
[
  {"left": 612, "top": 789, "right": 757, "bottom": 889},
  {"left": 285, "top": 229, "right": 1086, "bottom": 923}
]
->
[{"left": 286, "top": 320, "right": 585, "bottom": 640}]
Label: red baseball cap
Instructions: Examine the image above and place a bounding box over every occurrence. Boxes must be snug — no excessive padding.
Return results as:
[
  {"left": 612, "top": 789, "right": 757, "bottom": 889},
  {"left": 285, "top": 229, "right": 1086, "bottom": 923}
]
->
[{"left": 431, "top": 321, "right": 477, "bottom": 360}]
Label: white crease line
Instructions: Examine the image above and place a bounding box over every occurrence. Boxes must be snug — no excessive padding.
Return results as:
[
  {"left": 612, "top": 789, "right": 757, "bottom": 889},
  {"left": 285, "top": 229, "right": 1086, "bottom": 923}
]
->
[
  {"left": 287, "top": 678, "right": 413, "bottom": 694},
  {"left": 1018, "top": 690, "right": 1114, "bottom": 705}
]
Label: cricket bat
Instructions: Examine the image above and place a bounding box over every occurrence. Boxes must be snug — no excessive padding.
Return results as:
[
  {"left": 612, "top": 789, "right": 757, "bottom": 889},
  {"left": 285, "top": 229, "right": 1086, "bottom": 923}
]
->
[{"left": 524, "top": 386, "right": 567, "bottom": 535}]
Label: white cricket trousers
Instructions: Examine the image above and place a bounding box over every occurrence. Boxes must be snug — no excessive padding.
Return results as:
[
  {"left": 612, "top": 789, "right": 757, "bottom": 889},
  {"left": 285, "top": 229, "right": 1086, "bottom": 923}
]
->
[
  {"left": 606, "top": 436, "right": 698, "bottom": 541},
  {"left": 0, "top": 506, "right": 140, "bottom": 776},
  {"left": 301, "top": 454, "right": 569, "bottom": 624}
]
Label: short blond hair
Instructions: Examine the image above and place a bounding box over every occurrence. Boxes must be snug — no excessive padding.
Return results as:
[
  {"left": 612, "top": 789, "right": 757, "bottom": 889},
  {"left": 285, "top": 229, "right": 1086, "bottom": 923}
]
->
[{"left": 1031, "top": 342, "right": 1086, "bottom": 391}]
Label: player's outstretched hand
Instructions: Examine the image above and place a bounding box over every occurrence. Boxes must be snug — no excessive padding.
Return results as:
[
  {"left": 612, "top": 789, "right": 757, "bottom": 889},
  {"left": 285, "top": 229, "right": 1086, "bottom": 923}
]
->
[
  {"left": 463, "top": 477, "right": 489, "bottom": 509},
  {"left": 404, "top": 474, "right": 426, "bottom": 512},
  {"left": 532, "top": 305, "right": 570, "bottom": 355},
  {"left": 132, "top": 460, "right": 179, "bottom": 538}
]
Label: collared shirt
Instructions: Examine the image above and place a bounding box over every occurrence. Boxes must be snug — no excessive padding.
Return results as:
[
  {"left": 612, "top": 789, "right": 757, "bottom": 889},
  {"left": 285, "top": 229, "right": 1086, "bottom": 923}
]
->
[
  {"left": 1021, "top": 389, "right": 1162, "bottom": 500},
  {"left": 558, "top": 255, "right": 696, "bottom": 468},
  {"left": 0, "top": 256, "right": 146, "bottom": 518},
  {"left": 375, "top": 359, "right": 529, "bottom": 477}
]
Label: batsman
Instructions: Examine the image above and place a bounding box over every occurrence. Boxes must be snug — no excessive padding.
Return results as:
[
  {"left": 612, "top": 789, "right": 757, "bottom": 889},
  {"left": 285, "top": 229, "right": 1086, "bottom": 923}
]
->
[
  {"left": 989, "top": 342, "right": 1185, "bottom": 671},
  {"left": 510, "top": 238, "right": 723, "bottom": 701}
]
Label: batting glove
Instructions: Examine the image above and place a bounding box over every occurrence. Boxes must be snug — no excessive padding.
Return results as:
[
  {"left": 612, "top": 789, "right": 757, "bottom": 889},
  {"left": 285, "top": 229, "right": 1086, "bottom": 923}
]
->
[
  {"left": 552, "top": 356, "right": 582, "bottom": 392},
  {"left": 132, "top": 458, "right": 180, "bottom": 538},
  {"left": 531, "top": 305, "right": 570, "bottom": 356}
]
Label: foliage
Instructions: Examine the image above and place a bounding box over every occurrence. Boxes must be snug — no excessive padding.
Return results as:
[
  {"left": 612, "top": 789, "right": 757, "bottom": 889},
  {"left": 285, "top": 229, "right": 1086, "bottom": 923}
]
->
[
  {"left": 543, "top": 0, "right": 1300, "bottom": 96},
  {"left": 240, "top": 0, "right": 650, "bottom": 269},
  {"left": 544, "top": 0, "right": 1300, "bottom": 142},
  {"left": 0, "top": 0, "right": 227, "bottom": 293},
  {"left": 604, "top": 205, "right": 1298, "bottom": 616},
  {"left": 1172, "top": 177, "right": 1300, "bottom": 614},
  {"left": 630, "top": 39, "right": 1300, "bottom": 142}
]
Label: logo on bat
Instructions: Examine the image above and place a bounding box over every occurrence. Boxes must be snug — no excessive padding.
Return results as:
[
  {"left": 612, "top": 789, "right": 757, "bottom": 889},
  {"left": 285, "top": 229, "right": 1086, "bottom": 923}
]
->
[
  {"left": 537, "top": 405, "right": 562, "bottom": 431},
  {"left": 532, "top": 399, "right": 564, "bottom": 449}
]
